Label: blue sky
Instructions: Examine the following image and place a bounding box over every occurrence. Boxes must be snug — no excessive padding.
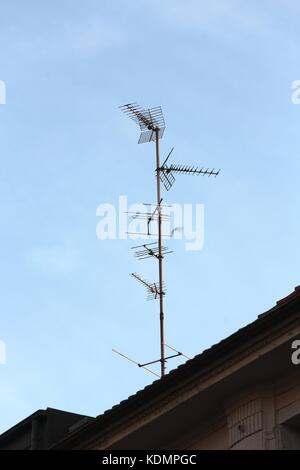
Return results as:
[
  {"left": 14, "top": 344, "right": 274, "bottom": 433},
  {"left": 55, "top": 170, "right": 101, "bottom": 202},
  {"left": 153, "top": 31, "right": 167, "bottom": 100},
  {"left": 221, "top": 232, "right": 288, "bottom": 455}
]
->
[{"left": 1, "top": 0, "right": 300, "bottom": 433}]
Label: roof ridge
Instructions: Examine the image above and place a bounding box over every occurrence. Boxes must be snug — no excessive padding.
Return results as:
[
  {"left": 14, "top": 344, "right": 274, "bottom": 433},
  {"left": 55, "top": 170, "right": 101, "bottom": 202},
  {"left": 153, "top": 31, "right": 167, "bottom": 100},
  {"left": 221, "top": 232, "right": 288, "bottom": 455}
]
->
[{"left": 276, "top": 285, "right": 300, "bottom": 306}]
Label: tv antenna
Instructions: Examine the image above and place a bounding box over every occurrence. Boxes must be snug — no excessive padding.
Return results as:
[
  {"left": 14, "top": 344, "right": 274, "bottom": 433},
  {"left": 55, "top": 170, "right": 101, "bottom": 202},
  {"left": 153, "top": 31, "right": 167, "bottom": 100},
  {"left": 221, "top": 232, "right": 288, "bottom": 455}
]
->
[
  {"left": 132, "top": 242, "right": 173, "bottom": 261},
  {"left": 115, "top": 102, "right": 220, "bottom": 377}
]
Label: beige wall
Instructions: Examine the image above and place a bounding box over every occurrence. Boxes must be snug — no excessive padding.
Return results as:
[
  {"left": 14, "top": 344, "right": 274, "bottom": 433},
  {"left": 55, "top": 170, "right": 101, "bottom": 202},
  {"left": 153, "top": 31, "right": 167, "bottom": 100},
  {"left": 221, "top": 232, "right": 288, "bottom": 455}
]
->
[
  {"left": 188, "top": 425, "right": 228, "bottom": 450},
  {"left": 276, "top": 369, "right": 300, "bottom": 425},
  {"left": 173, "top": 370, "right": 300, "bottom": 450}
]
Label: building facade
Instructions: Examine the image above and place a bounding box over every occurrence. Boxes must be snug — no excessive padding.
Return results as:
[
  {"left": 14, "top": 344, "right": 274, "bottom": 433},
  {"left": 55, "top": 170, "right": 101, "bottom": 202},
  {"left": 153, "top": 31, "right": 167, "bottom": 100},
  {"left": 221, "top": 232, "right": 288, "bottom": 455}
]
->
[
  {"left": 1, "top": 287, "right": 300, "bottom": 450},
  {"left": 0, "top": 408, "right": 93, "bottom": 450}
]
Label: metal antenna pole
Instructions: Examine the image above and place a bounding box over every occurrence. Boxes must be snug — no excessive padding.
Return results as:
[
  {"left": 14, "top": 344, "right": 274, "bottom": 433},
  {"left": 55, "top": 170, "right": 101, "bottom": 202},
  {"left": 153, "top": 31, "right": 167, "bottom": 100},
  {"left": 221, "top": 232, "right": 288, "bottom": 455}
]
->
[
  {"left": 118, "top": 102, "right": 220, "bottom": 379},
  {"left": 155, "top": 128, "right": 166, "bottom": 376}
]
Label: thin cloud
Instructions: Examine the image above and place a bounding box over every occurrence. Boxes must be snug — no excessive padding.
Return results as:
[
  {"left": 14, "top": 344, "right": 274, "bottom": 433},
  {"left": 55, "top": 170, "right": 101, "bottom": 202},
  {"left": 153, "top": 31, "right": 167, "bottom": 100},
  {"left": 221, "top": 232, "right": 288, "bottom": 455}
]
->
[
  {"left": 26, "top": 242, "right": 81, "bottom": 276},
  {"left": 0, "top": 16, "right": 125, "bottom": 63},
  {"left": 156, "top": 0, "right": 270, "bottom": 38},
  {"left": 59, "top": 17, "right": 125, "bottom": 55}
]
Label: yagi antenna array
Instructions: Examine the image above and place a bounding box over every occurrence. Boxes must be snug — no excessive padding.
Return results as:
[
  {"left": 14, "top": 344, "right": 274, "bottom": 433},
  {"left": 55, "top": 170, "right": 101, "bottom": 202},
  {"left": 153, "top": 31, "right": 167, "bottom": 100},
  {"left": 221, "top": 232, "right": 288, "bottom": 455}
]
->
[
  {"left": 126, "top": 205, "right": 171, "bottom": 236},
  {"left": 132, "top": 242, "right": 173, "bottom": 261},
  {"left": 120, "top": 103, "right": 165, "bottom": 144},
  {"left": 131, "top": 272, "right": 166, "bottom": 300},
  {"left": 115, "top": 102, "right": 220, "bottom": 377},
  {"left": 160, "top": 147, "right": 220, "bottom": 191}
]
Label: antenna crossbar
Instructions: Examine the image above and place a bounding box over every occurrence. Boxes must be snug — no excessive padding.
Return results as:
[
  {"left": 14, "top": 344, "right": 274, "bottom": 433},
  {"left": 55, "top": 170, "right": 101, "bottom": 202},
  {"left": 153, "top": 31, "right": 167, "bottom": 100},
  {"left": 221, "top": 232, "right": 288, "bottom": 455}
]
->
[
  {"left": 112, "top": 349, "right": 160, "bottom": 378},
  {"left": 165, "top": 344, "right": 191, "bottom": 360},
  {"left": 140, "top": 352, "right": 182, "bottom": 368}
]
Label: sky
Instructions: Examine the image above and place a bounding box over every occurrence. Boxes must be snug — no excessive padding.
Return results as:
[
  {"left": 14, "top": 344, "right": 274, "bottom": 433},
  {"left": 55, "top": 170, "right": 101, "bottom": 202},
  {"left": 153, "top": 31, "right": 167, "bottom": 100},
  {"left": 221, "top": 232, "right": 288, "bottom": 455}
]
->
[{"left": 1, "top": 0, "right": 300, "bottom": 433}]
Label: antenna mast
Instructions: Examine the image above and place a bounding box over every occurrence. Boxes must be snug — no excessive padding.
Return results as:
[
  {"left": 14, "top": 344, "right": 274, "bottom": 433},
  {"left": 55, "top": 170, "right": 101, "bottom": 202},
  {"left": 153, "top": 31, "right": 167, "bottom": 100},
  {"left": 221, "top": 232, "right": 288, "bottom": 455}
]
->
[
  {"left": 155, "top": 126, "right": 166, "bottom": 376},
  {"left": 119, "top": 102, "right": 220, "bottom": 377}
]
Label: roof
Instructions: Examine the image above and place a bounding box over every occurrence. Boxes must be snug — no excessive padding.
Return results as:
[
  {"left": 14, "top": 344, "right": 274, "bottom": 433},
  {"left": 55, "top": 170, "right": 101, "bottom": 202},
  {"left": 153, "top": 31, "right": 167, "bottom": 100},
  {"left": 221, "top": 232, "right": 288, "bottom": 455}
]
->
[
  {"left": 0, "top": 409, "right": 48, "bottom": 439},
  {"left": 53, "top": 285, "right": 300, "bottom": 449},
  {"left": 0, "top": 407, "right": 92, "bottom": 445}
]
